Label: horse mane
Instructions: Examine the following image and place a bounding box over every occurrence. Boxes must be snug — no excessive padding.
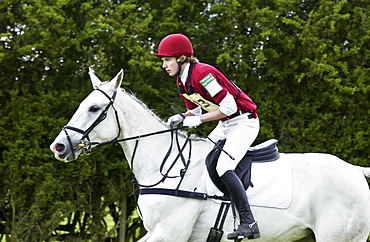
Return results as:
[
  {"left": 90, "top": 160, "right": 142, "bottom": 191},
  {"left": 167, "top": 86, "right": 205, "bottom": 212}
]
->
[{"left": 120, "top": 88, "right": 205, "bottom": 142}]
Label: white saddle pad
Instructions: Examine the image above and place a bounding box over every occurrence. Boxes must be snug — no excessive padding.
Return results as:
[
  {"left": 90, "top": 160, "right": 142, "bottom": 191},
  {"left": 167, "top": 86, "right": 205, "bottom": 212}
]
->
[{"left": 206, "top": 156, "right": 292, "bottom": 209}]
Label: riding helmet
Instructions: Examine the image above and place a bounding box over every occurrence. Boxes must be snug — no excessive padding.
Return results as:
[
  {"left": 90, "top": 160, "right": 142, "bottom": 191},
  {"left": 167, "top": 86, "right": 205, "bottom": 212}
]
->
[{"left": 154, "top": 33, "right": 194, "bottom": 57}]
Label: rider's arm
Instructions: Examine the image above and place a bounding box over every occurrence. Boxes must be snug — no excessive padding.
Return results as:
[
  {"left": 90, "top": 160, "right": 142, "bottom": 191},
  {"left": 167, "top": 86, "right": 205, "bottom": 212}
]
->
[
  {"left": 200, "top": 92, "right": 237, "bottom": 122},
  {"left": 185, "top": 106, "right": 201, "bottom": 116}
]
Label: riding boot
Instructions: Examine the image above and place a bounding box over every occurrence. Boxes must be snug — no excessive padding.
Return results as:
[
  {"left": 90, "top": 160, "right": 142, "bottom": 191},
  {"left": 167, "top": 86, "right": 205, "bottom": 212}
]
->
[{"left": 220, "top": 170, "right": 260, "bottom": 240}]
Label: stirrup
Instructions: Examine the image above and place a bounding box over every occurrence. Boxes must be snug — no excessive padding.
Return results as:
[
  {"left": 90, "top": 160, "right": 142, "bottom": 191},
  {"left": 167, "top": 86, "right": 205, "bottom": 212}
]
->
[{"left": 227, "top": 221, "right": 260, "bottom": 240}]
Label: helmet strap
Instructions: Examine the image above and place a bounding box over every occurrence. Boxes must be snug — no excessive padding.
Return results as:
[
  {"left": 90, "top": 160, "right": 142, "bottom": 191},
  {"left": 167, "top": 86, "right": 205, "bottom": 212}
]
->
[{"left": 174, "top": 56, "right": 189, "bottom": 77}]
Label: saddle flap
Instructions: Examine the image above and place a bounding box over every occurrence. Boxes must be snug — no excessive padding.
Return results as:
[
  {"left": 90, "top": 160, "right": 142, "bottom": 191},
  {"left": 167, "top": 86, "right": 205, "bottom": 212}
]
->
[{"left": 205, "top": 139, "right": 280, "bottom": 195}]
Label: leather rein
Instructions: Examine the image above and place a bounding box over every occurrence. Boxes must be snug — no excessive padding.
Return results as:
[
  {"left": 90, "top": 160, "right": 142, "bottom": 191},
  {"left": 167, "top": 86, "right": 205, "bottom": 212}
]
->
[{"left": 61, "top": 88, "right": 191, "bottom": 188}]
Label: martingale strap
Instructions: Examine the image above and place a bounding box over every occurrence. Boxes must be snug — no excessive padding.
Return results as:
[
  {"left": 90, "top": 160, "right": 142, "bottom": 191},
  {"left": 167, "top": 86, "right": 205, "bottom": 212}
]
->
[
  {"left": 206, "top": 202, "right": 231, "bottom": 242},
  {"left": 130, "top": 122, "right": 192, "bottom": 188}
]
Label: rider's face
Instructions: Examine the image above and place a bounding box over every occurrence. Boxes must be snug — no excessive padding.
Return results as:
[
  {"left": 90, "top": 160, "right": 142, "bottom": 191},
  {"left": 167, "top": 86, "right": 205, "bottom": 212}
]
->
[{"left": 161, "top": 57, "right": 179, "bottom": 76}]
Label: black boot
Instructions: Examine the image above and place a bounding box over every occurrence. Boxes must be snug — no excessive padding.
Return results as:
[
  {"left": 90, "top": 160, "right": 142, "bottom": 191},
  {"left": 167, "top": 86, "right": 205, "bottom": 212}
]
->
[{"left": 220, "top": 170, "right": 260, "bottom": 240}]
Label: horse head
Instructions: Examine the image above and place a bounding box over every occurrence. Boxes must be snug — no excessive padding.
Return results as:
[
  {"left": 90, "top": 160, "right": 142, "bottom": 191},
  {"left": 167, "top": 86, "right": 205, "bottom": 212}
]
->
[{"left": 50, "top": 68, "right": 124, "bottom": 162}]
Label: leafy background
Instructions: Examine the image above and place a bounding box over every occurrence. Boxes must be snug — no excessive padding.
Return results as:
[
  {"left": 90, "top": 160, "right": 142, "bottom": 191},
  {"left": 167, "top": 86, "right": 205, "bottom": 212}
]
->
[{"left": 0, "top": 0, "right": 369, "bottom": 241}]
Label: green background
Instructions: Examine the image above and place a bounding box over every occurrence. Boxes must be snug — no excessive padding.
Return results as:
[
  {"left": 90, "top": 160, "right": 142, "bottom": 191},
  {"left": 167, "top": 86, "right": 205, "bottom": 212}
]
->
[{"left": 0, "top": 0, "right": 369, "bottom": 241}]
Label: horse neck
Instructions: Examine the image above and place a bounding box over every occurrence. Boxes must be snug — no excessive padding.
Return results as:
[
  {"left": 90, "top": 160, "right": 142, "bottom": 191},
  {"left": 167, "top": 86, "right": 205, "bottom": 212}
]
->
[
  {"left": 115, "top": 90, "right": 165, "bottom": 155},
  {"left": 115, "top": 90, "right": 209, "bottom": 189}
]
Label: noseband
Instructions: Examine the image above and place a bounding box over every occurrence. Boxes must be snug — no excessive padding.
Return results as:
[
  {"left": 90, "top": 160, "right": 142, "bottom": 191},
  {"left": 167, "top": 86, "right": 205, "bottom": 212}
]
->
[{"left": 62, "top": 89, "right": 121, "bottom": 158}]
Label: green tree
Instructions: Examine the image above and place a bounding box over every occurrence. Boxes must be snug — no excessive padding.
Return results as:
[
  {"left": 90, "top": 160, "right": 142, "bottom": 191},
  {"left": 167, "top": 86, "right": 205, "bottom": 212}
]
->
[
  {"left": 0, "top": 0, "right": 141, "bottom": 240},
  {"left": 0, "top": 0, "right": 369, "bottom": 241}
]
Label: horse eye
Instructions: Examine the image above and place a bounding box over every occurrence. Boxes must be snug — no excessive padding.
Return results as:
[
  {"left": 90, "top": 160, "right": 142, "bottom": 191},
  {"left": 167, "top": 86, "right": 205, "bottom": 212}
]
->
[{"left": 89, "top": 105, "right": 100, "bottom": 112}]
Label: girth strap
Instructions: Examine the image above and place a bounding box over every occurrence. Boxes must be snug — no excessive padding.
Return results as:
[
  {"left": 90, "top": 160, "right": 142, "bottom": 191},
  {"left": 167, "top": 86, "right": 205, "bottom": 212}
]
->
[{"left": 140, "top": 188, "right": 225, "bottom": 200}]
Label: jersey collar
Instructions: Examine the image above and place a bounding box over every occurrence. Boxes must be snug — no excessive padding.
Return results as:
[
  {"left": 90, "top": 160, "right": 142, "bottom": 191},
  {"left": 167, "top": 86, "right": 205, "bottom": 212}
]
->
[{"left": 180, "top": 63, "right": 190, "bottom": 85}]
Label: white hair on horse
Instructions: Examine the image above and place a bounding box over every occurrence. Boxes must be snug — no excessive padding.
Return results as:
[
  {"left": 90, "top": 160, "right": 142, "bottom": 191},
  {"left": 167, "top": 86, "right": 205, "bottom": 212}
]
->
[{"left": 51, "top": 69, "right": 370, "bottom": 242}]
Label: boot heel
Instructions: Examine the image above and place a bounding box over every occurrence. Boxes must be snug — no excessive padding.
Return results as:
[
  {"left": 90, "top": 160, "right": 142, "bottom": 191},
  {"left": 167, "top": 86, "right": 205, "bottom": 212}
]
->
[
  {"left": 248, "top": 222, "right": 260, "bottom": 239},
  {"left": 248, "top": 232, "right": 260, "bottom": 239}
]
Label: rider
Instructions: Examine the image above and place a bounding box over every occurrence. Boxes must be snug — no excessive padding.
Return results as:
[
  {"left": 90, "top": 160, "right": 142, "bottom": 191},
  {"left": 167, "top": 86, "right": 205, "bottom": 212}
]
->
[{"left": 154, "top": 33, "right": 260, "bottom": 240}]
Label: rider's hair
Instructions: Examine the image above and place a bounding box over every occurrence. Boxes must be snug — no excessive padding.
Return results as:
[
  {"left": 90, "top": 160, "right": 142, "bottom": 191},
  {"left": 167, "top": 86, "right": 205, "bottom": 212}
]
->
[
  {"left": 187, "top": 56, "right": 199, "bottom": 63},
  {"left": 178, "top": 55, "right": 199, "bottom": 63},
  {"left": 180, "top": 55, "right": 199, "bottom": 63}
]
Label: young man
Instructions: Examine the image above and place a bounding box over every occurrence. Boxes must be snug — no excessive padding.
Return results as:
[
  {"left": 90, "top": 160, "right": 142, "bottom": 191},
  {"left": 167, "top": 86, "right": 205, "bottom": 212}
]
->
[{"left": 154, "top": 33, "right": 260, "bottom": 240}]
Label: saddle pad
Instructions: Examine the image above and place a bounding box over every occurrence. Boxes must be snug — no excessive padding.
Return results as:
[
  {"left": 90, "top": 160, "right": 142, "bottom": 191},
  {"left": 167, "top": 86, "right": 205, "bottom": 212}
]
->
[{"left": 206, "top": 156, "right": 292, "bottom": 209}]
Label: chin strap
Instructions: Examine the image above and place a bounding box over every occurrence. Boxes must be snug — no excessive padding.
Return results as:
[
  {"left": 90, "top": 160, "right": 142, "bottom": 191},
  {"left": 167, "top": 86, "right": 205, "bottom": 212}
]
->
[{"left": 174, "top": 56, "right": 189, "bottom": 77}]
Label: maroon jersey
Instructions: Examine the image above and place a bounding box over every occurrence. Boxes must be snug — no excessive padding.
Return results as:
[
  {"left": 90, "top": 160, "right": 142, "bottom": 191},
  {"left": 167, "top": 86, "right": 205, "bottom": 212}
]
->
[{"left": 176, "top": 63, "right": 257, "bottom": 119}]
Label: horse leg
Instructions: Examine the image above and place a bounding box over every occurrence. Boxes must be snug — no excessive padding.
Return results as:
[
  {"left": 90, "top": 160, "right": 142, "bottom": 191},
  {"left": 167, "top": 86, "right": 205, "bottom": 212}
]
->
[
  {"left": 293, "top": 236, "right": 315, "bottom": 242},
  {"left": 304, "top": 161, "right": 370, "bottom": 242},
  {"left": 138, "top": 196, "right": 203, "bottom": 242},
  {"left": 141, "top": 226, "right": 193, "bottom": 242},
  {"left": 312, "top": 207, "right": 370, "bottom": 242},
  {"left": 138, "top": 232, "right": 151, "bottom": 242}
]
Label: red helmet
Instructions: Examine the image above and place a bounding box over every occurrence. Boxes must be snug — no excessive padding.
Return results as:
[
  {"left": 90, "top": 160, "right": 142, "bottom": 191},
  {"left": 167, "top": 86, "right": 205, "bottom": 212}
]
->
[{"left": 154, "top": 33, "right": 194, "bottom": 57}]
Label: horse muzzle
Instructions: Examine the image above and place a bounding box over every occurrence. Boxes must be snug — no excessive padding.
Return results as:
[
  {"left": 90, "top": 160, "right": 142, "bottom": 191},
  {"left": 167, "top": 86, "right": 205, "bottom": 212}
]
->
[{"left": 50, "top": 140, "right": 82, "bottom": 162}]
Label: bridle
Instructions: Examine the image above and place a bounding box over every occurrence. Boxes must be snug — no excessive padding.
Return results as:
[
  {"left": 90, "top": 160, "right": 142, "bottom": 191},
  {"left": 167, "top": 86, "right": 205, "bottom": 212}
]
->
[
  {"left": 60, "top": 87, "right": 223, "bottom": 205},
  {"left": 62, "top": 89, "right": 121, "bottom": 159},
  {"left": 61, "top": 88, "right": 191, "bottom": 188}
]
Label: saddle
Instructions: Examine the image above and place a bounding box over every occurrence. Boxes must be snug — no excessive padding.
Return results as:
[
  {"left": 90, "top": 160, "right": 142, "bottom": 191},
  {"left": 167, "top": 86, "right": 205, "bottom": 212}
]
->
[{"left": 205, "top": 139, "right": 280, "bottom": 197}]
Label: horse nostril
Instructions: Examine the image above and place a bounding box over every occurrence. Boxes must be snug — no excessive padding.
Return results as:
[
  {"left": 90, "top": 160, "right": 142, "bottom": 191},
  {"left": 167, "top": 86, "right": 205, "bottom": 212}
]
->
[{"left": 55, "top": 143, "right": 65, "bottom": 152}]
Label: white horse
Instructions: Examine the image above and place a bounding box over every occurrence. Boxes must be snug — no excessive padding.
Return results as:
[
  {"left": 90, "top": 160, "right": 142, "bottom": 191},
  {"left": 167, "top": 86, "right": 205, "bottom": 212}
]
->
[{"left": 50, "top": 69, "right": 370, "bottom": 242}]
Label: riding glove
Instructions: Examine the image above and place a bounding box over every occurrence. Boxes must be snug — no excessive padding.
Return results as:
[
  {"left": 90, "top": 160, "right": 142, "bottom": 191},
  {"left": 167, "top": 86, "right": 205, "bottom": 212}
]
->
[
  {"left": 183, "top": 116, "right": 202, "bottom": 128},
  {"left": 166, "top": 114, "right": 183, "bottom": 126}
]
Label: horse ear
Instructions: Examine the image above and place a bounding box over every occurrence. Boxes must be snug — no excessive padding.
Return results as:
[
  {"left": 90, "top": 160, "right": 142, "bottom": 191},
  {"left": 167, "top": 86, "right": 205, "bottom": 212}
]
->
[
  {"left": 110, "top": 69, "right": 124, "bottom": 91},
  {"left": 89, "top": 67, "right": 102, "bottom": 89}
]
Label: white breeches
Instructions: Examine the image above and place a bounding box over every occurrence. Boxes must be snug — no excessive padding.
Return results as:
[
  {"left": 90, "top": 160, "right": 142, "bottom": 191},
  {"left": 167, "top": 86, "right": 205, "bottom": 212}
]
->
[{"left": 208, "top": 114, "right": 260, "bottom": 176}]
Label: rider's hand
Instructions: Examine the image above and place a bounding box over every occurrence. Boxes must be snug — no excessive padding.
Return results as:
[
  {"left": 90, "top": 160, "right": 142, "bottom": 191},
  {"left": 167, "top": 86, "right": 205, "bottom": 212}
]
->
[
  {"left": 166, "top": 114, "right": 183, "bottom": 126},
  {"left": 183, "top": 116, "right": 202, "bottom": 128}
]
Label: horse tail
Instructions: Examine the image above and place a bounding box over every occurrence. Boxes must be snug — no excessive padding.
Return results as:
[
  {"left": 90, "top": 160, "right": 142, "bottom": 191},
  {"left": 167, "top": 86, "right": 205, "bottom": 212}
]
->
[{"left": 356, "top": 166, "right": 370, "bottom": 178}]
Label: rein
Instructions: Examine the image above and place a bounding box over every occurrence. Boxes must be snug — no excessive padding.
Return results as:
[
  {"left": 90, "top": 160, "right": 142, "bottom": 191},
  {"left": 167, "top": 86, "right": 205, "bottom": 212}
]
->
[
  {"left": 62, "top": 88, "right": 186, "bottom": 153},
  {"left": 130, "top": 122, "right": 192, "bottom": 188},
  {"left": 61, "top": 88, "right": 192, "bottom": 188},
  {"left": 87, "top": 125, "right": 187, "bottom": 153},
  {"left": 62, "top": 88, "right": 223, "bottom": 206}
]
